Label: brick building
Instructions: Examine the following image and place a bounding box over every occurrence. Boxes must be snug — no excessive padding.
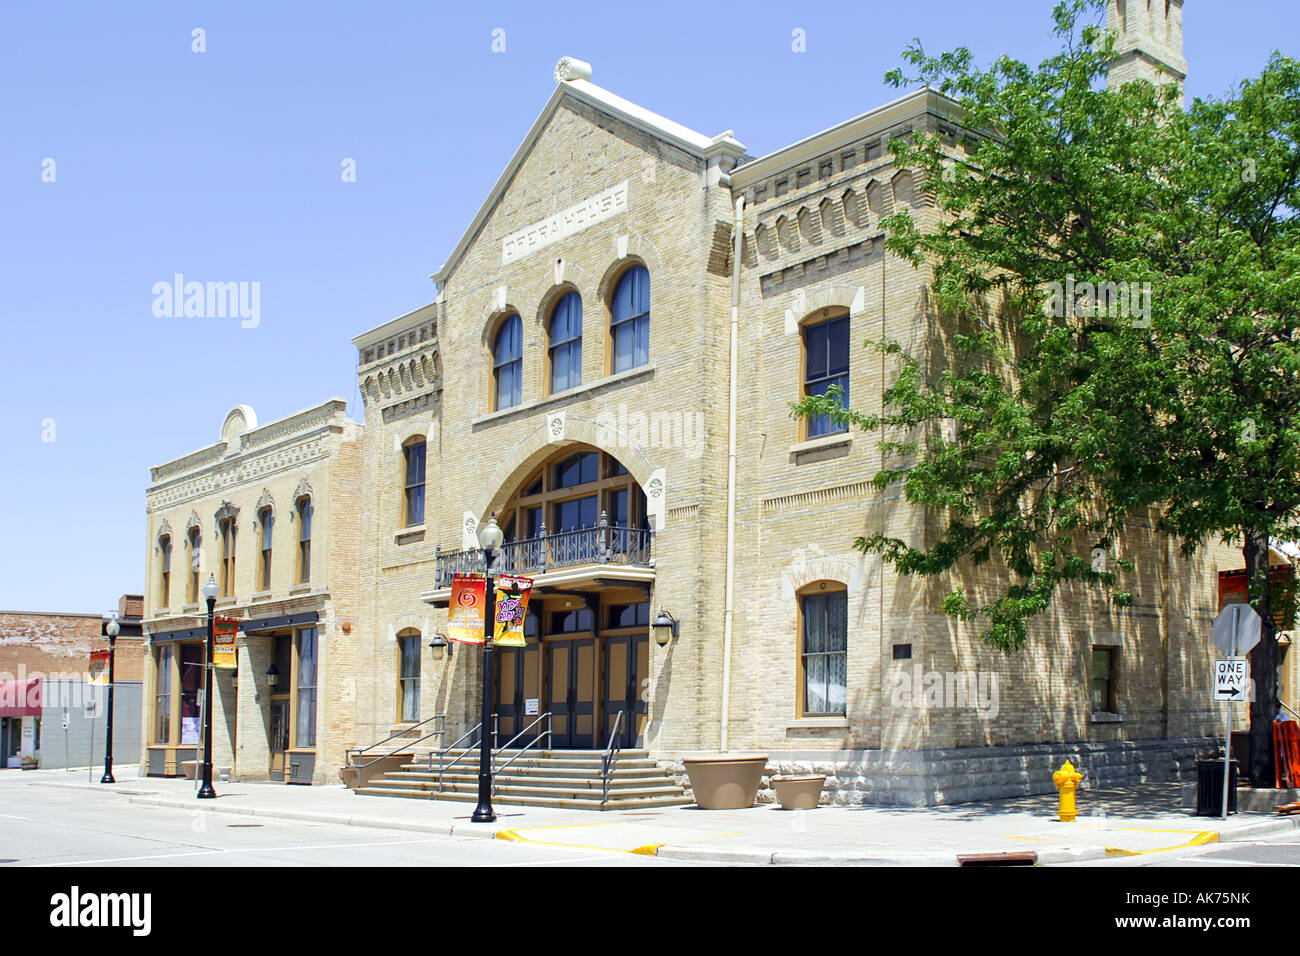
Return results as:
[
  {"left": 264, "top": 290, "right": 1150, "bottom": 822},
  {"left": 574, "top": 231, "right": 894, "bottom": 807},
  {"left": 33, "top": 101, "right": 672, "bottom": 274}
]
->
[{"left": 140, "top": 1, "right": 1288, "bottom": 802}]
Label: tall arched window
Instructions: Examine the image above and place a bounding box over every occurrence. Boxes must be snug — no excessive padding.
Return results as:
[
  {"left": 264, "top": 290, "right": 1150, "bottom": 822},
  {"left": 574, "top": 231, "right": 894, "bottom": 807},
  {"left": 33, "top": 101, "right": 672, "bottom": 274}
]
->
[
  {"left": 187, "top": 527, "right": 201, "bottom": 604},
  {"left": 397, "top": 628, "right": 421, "bottom": 722},
  {"left": 802, "top": 310, "right": 850, "bottom": 438},
  {"left": 257, "top": 507, "right": 274, "bottom": 592},
  {"left": 296, "top": 497, "right": 312, "bottom": 584},
  {"left": 219, "top": 516, "right": 237, "bottom": 598},
  {"left": 493, "top": 314, "right": 522, "bottom": 411},
  {"left": 610, "top": 266, "right": 649, "bottom": 373},
  {"left": 548, "top": 292, "right": 582, "bottom": 393},
  {"left": 159, "top": 535, "right": 172, "bottom": 610},
  {"left": 403, "top": 438, "right": 426, "bottom": 527}
]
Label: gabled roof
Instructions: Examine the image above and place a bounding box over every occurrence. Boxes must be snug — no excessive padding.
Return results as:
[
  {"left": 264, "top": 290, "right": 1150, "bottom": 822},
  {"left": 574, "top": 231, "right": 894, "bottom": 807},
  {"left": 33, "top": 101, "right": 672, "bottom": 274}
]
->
[{"left": 431, "top": 58, "right": 746, "bottom": 289}]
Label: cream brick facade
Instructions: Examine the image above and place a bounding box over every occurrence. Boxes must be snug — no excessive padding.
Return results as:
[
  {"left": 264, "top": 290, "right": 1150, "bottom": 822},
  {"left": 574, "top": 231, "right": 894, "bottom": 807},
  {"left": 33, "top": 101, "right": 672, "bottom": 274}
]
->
[{"left": 138, "top": 7, "right": 1295, "bottom": 804}]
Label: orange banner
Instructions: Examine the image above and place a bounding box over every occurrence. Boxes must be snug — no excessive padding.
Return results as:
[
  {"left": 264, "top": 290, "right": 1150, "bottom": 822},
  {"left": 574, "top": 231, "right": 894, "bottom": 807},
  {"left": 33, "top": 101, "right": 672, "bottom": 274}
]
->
[
  {"left": 448, "top": 574, "right": 487, "bottom": 644},
  {"left": 88, "top": 650, "right": 110, "bottom": 686},
  {"left": 214, "top": 617, "right": 239, "bottom": 669},
  {"left": 493, "top": 575, "right": 534, "bottom": 647}
]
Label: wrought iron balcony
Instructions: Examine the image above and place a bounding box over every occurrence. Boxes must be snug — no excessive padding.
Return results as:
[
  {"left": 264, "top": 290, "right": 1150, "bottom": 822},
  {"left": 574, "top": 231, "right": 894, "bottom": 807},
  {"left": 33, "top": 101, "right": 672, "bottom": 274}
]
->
[{"left": 435, "top": 515, "right": 653, "bottom": 589}]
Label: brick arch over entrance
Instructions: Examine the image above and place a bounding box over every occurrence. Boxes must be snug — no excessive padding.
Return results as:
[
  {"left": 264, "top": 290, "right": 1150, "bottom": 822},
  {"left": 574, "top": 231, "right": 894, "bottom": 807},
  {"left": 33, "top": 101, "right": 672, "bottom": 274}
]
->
[{"left": 469, "top": 415, "right": 659, "bottom": 521}]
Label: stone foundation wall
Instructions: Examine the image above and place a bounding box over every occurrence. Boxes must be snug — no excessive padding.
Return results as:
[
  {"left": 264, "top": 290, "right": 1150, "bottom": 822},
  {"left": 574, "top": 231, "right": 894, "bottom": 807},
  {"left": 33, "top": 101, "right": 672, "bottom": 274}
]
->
[{"left": 656, "top": 737, "right": 1217, "bottom": 807}]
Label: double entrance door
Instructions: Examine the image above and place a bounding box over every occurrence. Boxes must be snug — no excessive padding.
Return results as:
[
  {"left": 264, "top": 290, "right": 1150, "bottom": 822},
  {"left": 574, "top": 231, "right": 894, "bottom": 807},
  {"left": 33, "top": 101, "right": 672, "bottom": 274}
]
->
[{"left": 495, "top": 633, "right": 647, "bottom": 750}]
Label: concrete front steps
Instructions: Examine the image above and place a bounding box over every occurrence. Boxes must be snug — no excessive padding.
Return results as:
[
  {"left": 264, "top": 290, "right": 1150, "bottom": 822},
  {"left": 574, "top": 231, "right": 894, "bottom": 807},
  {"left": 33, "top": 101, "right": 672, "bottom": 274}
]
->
[{"left": 354, "top": 748, "right": 691, "bottom": 810}]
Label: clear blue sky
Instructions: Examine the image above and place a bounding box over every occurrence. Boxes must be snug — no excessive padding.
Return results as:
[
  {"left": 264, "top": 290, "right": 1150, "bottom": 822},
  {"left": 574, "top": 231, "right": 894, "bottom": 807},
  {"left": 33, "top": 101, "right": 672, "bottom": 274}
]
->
[{"left": 1, "top": 0, "right": 1295, "bottom": 614}]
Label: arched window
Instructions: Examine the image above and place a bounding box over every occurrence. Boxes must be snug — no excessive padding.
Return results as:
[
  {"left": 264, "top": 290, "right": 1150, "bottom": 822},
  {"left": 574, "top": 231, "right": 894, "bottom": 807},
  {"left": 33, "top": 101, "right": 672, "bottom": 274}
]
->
[
  {"left": 219, "top": 516, "right": 237, "bottom": 598},
  {"left": 802, "top": 311, "right": 850, "bottom": 438},
  {"left": 159, "top": 535, "right": 172, "bottom": 610},
  {"left": 548, "top": 292, "right": 582, "bottom": 394},
  {"left": 403, "top": 438, "right": 426, "bottom": 526},
  {"left": 296, "top": 497, "right": 312, "bottom": 584},
  {"left": 397, "top": 628, "right": 421, "bottom": 722},
  {"left": 187, "top": 527, "right": 201, "bottom": 604},
  {"left": 610, "top": 266, "right": 649, "bottom": 373},
  {"left": 798, "top": 582, "right": 847, "bottom": 717},
  {"left": 493, "top": 314, "right": 523, "bottom": 411},
  {"left": 257, "top": 507, "right": 274, "bottom": 592}
]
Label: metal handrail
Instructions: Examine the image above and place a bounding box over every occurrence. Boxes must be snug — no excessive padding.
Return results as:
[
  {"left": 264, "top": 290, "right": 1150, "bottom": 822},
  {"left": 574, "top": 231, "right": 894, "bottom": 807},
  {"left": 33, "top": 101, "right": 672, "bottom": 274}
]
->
[
  {"left": 429, "top": 721, "right": 485, "bottom": 789},
  {"left": 491, "top": 713, "right": 553, "bottom": 786},
  {"left": 1282, "top": 701, "right": 1300, "bottom": 721},
  {"left": 346, "top": 714, "right": 445, "bottom": 773},
  {"left": 601, "top": 710, "right": 625, "bottom": 805}
]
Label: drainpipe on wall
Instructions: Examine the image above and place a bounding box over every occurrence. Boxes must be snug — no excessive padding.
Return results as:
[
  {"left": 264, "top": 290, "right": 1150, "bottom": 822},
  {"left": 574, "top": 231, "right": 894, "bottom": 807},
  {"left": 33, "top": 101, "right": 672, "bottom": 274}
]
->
[{"left": 721, "top": 194, "right": 744, "bottom": 754}]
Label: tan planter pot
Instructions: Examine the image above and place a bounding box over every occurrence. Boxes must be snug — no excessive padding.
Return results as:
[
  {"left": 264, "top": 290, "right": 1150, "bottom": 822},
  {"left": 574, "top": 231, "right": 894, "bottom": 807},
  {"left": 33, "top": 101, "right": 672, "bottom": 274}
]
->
[
  {"left": 683, "top": 754, "right": 769, "bottom": 810},
  {"left": 772, "top": 774, "right": 826, "bottom": 810},
  {"left": 182, "top": 760, "right": 196, "bottom": 780}
]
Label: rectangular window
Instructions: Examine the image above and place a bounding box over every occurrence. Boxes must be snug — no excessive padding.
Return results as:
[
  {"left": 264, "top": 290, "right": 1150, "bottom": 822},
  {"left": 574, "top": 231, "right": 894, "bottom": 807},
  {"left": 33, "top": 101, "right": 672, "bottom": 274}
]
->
[
  {"left": 404, "top": 440, "right": 426, "bottom": 527},
  {"left": 295, "top": 628, "right": 318, "bottom": 748},
  {"left": 179, "top": 644, "right": 203, "bottom": 745},
  {"left": 188, "top": 529, "right": 201, "bottom": 604},
  {"left": 259, "top": 511, "right": 273, "bottom": 592},
  {"left": 803, "top": 314, "right": 851, "bottom": 437},
  {"left": 606, "top": 602, "right": 649, "bottom": 629},
  {"left": 297, "top": 500, "right": 312, "bottom": 584},
  {"left": 1091, "top": 647, "right": 1117, "bottom": 713},
  {"left": 160, "top": 537, "right": 171, "bottom": 609},
  {"left": 220, "top": 518, "right": 236, "bottom": 598},
  {"left": 552, "top": 495, "right": 598, "bottom": 532},
  {"left": 819, "top": 159, "right": 834, "bottom": 180},
  {"left": 801, "top": 589, "right": 847, "bottom": 716},
  {"left": 796, "top": 168, "right": 811, "bottom": 188},
  {"left": 840, "top": 149, "right": 856, "bottom": 171},
  {"left": 154, "top": 646, "right": 173, "bottom": 744},
  {"left": 399, "top": 634, "right": 421, "bottom": 722}
]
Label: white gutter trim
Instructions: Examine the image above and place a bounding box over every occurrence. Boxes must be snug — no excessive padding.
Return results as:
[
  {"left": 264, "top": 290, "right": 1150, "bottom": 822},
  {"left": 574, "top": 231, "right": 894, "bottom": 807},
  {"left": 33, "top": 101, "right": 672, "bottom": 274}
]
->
[{"left": 721, "top": 194, "right": 744, "bottom": 754}]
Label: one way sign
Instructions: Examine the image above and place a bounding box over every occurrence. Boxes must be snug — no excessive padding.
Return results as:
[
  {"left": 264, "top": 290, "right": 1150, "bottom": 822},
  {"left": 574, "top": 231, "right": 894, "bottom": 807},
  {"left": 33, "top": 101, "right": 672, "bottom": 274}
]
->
[{"left": 1214, "top": 659, "right": 1250, "bottom": 702}]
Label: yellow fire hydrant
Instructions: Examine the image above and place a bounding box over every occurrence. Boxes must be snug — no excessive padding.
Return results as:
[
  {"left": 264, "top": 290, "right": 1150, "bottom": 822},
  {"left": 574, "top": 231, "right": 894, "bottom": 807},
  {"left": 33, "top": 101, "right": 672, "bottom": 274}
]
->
[{"left": 1053, "top": 760, "right": 1083, "bottom": 822}]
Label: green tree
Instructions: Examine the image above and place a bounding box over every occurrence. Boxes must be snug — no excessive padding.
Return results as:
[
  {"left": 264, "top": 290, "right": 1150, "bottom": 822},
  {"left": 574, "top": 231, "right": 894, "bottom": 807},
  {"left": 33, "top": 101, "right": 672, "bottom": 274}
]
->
[{"left": 796, "top": 0, "right": 1300, "bottom": 785}]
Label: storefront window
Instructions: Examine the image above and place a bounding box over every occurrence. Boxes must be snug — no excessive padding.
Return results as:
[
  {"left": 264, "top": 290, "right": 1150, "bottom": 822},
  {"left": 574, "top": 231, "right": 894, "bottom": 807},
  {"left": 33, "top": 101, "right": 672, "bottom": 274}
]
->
[
  {"left": 179, "top": 644, "right": 203, "bottom": 745},
  {"left": 296, "top": 628, "right": 318, "bottom": 748},
  {"left": 154, "top": 645, "right": 173, "bottom": 744}
]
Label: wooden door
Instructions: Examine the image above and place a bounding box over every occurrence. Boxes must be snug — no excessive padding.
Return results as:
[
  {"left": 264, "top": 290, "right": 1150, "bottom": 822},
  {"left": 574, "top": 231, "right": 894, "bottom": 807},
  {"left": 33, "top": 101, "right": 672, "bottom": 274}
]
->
[
  {"left": 602, "top": 634, "right": 648, "bottom": 749},
  {"left": 547, "top": 638, "right": 595, "bottom": 748}
]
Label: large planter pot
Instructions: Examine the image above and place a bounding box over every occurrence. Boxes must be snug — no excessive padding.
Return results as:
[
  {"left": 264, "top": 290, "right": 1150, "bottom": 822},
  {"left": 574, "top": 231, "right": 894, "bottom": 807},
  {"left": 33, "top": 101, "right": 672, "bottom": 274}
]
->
[
  {"left": 772, "top": 774, "right": 826, "bottom": 810},
  {"left": 683, "top": 754, "right": 769, "bottom": 810}
]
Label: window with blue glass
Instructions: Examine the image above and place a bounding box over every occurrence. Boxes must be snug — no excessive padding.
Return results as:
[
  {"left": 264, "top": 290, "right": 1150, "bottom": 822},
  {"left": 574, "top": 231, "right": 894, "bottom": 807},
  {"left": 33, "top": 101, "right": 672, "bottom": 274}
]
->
[
  {"left": 610, "top": 265, "right": 649, "bottom": 374},
  {"left": 403, "top": 438, "right": 426, "bottom": 527},
  {"left": 552, "top": 495, "right": 598, "bottom": 532},
  {"left": 549, "top": 292, "right": 582, "bottom": 393},
  {"left": 554, "top": 452, "right": 598, "bottom": 489},
  {"left": 803, "top": 313, "right": 850, "bottom": 437},
  {"left": 493, "top": 314, "right": 522, "bottom": 411}
]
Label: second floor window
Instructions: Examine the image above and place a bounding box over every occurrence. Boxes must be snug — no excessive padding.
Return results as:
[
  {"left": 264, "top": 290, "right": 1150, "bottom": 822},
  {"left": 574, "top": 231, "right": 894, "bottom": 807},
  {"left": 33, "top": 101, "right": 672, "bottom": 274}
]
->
[
  {"left": 296, "top": 497, "right": 312, "bottom": 584},
  {"left": 404, "top": 439, "right": 426, "bottom": 527},
  {"left": 159, "top": 535, "right": 172, "bottom": 609},
  {"left": 493, "top": 314, "right": 522, "bottom": 411},
  {"left": 219, "top": 517, "right": 237, "bottom": 598},
  {"left": 187, "top": 527, "right": 201, "bottom": 604},
  {"left": 803, "top": 313, "right": 850, "bottom": 438},
  {"left": 611, "top": 266, "right": 649, "bottom": 374},
  {"left": 549, "top": 292, "right": 582, "bottom": 393},
  {"left": 258, "top": 508, "right": 274, "bottom": 592}
]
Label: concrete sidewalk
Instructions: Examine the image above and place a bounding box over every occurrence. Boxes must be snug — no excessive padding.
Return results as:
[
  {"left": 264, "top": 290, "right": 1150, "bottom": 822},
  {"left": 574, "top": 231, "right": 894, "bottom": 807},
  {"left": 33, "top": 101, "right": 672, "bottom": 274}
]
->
[{"left": 20, "top": 768, "right": 1300, "bottom": 865}]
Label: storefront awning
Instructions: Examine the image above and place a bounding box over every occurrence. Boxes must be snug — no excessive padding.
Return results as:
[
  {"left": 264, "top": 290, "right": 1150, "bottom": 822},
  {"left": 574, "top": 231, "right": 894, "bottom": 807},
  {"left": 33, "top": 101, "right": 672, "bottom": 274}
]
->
[{"left": 0, "top": 678, "right": 42, "bottom": 717}]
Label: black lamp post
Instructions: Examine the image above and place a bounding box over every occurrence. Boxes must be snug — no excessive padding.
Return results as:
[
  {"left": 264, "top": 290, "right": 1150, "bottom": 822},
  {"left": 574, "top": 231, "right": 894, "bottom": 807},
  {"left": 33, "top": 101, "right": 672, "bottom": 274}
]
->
[
  {"left": 471, "top": 513, "right": 504, "bottom": 824},
  {"left": 99, "top": 617, "right": 119, "bottom": 784},
  {"left": 198, "top": 574, "right": 219, "bottom": 799}
]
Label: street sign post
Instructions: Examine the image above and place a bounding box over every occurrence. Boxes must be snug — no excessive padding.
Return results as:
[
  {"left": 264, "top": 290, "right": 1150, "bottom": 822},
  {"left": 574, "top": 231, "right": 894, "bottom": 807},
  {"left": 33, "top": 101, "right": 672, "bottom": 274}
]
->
[{"left": 1211, "top": 602, "right": 1262, "bottom": 819}]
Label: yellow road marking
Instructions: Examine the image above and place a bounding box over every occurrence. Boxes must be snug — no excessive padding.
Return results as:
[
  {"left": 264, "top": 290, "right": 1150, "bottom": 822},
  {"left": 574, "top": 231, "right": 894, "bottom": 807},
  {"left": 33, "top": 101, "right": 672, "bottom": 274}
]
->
[{"left": 496, "top": 824, "right": 741, "bottom": 855}]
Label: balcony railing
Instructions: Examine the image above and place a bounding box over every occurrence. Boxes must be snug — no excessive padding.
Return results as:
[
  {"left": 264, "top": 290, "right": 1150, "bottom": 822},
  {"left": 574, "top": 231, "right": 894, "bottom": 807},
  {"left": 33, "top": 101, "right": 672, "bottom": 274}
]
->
[{"left": 435, "top": 514, "right": 653, "bottom": 589}]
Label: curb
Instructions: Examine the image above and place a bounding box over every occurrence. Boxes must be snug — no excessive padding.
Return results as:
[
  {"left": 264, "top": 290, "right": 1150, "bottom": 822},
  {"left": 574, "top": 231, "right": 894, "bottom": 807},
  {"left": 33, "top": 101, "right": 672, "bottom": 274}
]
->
[{"left": 123, "top": 795, "right": 502, "bottom": 840}]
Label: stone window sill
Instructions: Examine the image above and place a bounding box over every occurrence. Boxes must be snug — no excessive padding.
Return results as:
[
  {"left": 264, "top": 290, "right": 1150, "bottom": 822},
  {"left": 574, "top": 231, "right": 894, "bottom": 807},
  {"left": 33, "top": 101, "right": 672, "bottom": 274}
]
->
[
  {"left": 215, "top": 598, "right": 237, "bottom": 609},
  {"left": 1090, "top": 713, "right": 1124, "bottom": 724},
  {"left": 786, "top": 717, "right": 850, "bottom": 730},
  {"left": 471, "top": 364, "right": 656, "bottom": 428},
  {"left": 251, "top": 591, "right": 273, "bottom": 602},
  {"left": 289, "top": 583, "right": 313, "bottom": 595},
  {"left": 182, "top": 605, "right": 200, "bottom": 615},
  {"left": 396, "top": 525, "right": 426, "bottom": 545},
  {"left": 790, "top": 433, "right": 853, "bottom": 458}
]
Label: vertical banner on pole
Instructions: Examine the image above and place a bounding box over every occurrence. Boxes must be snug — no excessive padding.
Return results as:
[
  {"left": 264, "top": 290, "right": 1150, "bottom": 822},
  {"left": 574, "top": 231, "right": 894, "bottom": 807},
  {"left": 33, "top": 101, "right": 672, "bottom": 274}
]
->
[
  {"left": 214, "top": 618, "right": 239, "bottom": 669},
  {"left": 88, "top": 651, "right": 110, "bottom": 686},
  {"left": 447, "top": 574, "right": 487, "bottom": 644},
  {"left": 493, "top": 575, "right": 533, "bottom": 647}
]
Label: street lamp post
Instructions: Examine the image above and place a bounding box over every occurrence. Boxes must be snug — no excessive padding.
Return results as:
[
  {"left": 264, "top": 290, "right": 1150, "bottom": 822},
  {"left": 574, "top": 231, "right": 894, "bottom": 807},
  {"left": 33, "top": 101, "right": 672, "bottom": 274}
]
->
[
  {"left": 471, "top": 513, "right": 504, "bottom": 824},
  {"left": 99, "top": 617, "right": 119, "bottom": 784},
  {"left": 199, "top": 574, "right": 219, "bottom": 799}
]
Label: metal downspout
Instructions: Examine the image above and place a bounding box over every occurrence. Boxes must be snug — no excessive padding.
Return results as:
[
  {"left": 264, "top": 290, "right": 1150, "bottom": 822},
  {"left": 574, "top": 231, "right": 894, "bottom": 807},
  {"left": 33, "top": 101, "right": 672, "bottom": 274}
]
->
[{"left": 721, "top": 194, "right": 744, "bottom": 753}]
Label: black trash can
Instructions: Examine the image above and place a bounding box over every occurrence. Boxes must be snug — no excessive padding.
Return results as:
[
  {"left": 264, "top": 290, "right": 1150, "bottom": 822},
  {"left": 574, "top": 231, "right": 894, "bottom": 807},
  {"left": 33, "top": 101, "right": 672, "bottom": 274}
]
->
[{"left": 1195, "top": 758, "right": 1238, "bottom": 816}]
